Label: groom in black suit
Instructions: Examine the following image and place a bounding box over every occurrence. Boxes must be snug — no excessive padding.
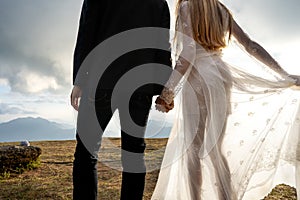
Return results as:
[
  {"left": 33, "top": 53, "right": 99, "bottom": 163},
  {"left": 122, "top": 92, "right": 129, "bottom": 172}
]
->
[{"left": 70, "top": 0, "right": 172, "bottom": 199}]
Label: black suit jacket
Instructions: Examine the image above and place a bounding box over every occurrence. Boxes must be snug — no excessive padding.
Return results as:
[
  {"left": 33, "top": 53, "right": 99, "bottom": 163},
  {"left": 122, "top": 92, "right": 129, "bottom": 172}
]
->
[{"left": 73, "top": 0, "right": 172, "bottom": 96}]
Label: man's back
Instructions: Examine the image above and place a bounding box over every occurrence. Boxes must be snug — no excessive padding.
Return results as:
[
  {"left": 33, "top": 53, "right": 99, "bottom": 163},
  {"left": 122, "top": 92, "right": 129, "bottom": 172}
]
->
[
  {"left": 73, "top": 0, "right": 171, "bottom": 94},
  {"left": 93, "top": 0, "right": 168, "bottom": 42}
]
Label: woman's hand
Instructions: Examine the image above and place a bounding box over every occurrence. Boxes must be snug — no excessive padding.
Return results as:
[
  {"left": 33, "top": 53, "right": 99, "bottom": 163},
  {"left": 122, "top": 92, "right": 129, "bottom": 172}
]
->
[
  {"left": 70, "top": 85, "right": 82, "bottom": 111},
  {"left": 288, "top": 74, "right": 300, "bottom": 86},
  {"left": 155, "top": 96, "right": 174, "bottom": 113}
]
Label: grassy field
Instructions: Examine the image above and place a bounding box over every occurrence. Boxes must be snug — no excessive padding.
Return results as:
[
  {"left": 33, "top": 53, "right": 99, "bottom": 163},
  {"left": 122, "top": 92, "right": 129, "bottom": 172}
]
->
[{"left": 0, "top": 138, "right": 297, "bottom": 200}]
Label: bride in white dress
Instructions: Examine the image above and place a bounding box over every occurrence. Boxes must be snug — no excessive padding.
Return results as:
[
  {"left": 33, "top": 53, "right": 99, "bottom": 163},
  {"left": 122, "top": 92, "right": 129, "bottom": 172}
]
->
[{"left": 152, "top": 0, "right": 300, "bottom": 199}]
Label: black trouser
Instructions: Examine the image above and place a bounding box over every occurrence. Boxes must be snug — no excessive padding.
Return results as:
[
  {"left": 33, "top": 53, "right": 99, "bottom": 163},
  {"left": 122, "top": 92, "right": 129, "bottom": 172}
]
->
[{"left": 73, "top": 89, "right": 152, "bottom": 200}]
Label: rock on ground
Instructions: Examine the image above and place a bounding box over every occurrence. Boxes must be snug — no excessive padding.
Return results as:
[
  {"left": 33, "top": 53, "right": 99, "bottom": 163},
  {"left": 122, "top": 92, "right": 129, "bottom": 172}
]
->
[{"left": 0, "top": 145, "right": 42, "bottom": 173}]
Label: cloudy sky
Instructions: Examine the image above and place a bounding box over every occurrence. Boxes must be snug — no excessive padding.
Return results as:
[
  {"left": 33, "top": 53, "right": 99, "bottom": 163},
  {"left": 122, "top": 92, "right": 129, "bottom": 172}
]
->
[{"left": 0, "top": 0, "right": 299, "bottom": 127}]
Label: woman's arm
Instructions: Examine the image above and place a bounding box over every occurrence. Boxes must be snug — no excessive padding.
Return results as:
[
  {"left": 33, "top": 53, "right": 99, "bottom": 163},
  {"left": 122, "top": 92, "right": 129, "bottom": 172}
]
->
[
  {"left": 156, "top": 1, "right": 196, "bottom": 109},
  {"left": 231, "top": 19, "right": 290, "bottom": 77}
]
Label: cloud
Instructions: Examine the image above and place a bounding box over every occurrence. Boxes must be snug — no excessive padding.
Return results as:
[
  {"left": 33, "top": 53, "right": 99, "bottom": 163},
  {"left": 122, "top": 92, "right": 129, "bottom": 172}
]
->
[
  {"left": 0, "top": 0, "right": 82, "bottom": 94},
  {"left": 0, "top": 0, "right": 299, "bottom": 95},
  {"left": 224, "top": 0, "right": 300, "bottom": 43},
  {"left": 0, "top": 103, "right": 35, "bottom": 115}
]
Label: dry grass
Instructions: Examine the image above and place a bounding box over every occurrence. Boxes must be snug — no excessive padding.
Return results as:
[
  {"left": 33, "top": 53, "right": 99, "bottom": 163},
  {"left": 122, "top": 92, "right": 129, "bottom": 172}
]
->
[
  {"left": 0, "top": 139, "right": 296, "bottom": 200},
  {"left": 0, "top": 139, "right": 167, "bottom": 200}
]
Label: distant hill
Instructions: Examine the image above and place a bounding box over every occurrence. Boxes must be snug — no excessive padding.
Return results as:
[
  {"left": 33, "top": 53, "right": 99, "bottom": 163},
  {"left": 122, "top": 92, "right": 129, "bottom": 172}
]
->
[
  {"left": 0, "top": 117, "right": 172, "bottom": 142},
  {"left": 0, "top": 117, "right": 75, "bottom": 142}
]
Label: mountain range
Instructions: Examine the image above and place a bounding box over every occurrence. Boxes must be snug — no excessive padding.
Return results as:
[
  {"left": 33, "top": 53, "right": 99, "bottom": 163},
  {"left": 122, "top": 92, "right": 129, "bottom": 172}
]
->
[{"left": 0, "top": 117, "right": 171, "bottom": 142}]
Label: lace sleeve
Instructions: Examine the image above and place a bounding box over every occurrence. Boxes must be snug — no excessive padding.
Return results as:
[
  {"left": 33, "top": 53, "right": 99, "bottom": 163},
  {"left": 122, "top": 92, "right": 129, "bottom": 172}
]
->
[
  {"left": 231, "top": 19, "right": 291, "bottom": 79},
  {"left": 159, "top": 1, "right": 196, "bottom": 104}
]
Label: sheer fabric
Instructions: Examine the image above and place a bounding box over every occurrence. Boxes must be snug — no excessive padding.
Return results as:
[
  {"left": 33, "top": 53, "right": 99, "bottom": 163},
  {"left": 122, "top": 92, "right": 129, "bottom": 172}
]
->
[{"left": 152, "top": 2, "right": 300, "bottom": 200}]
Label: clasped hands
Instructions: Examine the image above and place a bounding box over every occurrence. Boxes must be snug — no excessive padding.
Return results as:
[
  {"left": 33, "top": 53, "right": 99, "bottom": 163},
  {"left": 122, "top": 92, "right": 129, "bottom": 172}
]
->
[{"left": 155, "top": 96, "right": 174, "bottom": 113}]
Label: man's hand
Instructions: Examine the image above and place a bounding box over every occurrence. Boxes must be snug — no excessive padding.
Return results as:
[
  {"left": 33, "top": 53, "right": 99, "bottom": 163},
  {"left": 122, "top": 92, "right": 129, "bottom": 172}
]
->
[
  {"left": 155, "top": 96, "right": 174, "bottom": 113},
  {"left": 70, "top": 85, "right": 82, "bottom": 111}
]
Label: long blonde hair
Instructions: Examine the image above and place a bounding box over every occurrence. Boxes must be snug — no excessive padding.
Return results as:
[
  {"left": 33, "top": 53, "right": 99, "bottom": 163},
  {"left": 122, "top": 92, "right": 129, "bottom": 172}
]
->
[{"left": 175, "top": 0, "right": 232, "bottom": 51}]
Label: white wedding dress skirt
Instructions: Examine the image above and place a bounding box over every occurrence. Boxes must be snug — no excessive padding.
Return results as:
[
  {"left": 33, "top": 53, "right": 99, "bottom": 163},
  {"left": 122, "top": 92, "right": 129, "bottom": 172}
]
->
[{"left": 151, "top": 46, "right": 300, "bottom": 200}]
